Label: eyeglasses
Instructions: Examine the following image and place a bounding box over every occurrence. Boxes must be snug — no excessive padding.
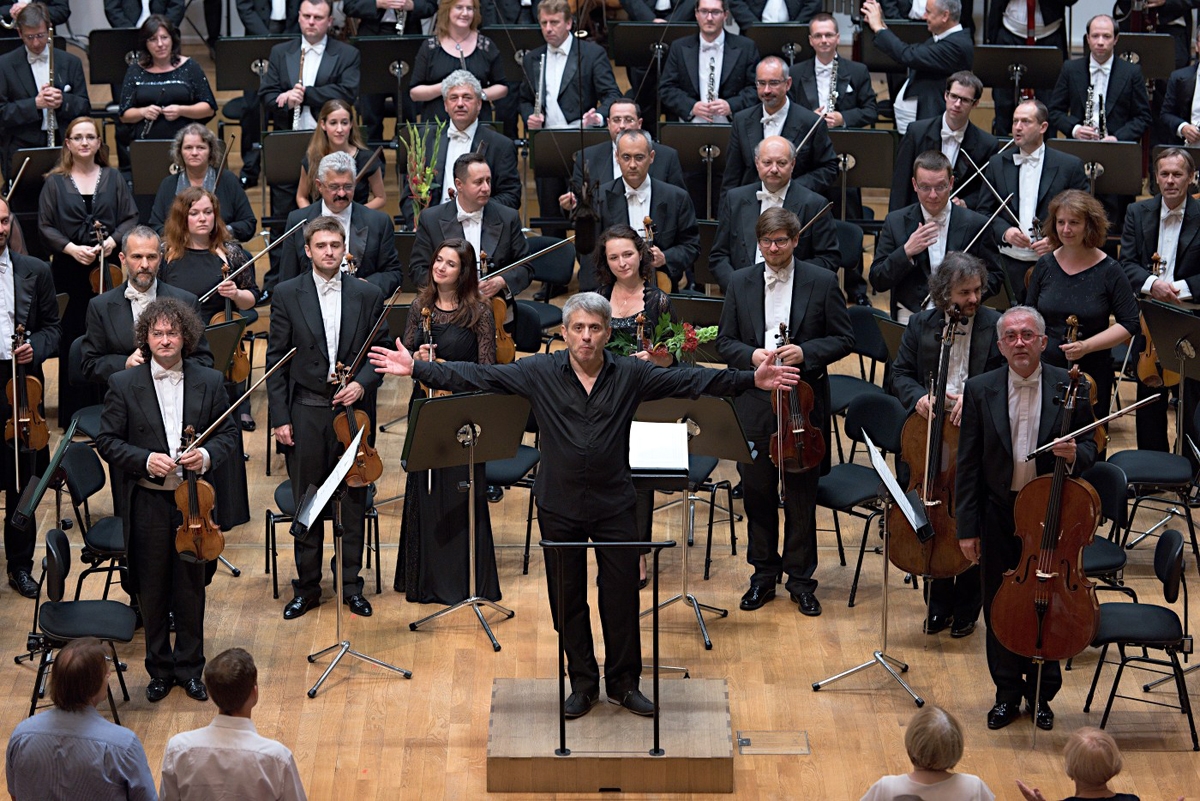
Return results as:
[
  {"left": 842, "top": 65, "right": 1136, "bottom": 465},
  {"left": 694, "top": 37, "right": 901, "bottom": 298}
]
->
[
  {"left": 757, "top": 236, "right": 793, "bottom": 249},
  {"left": 945, "top": 91, "right": 976, "bottom": 106},
  {"left": 696, "top": 9, "right": 725, "bottom": 16},
  {"left": 322, "top": 183, "right": 354, "bottom": 194},
  {"left": 755, "top": 79, "right": 787, "bottom": 88},
  {"left": 68, "top": 134, "right": 99, "bottom": 143},
  {"left": 20, "top": 32, "right": 47, "bottom": 42},
  {"left": 1001, "top": 329, "right": 1042, "bottom": 344},
  {"left": 915, "top": 182, "right": 950, "bottom": 194}
]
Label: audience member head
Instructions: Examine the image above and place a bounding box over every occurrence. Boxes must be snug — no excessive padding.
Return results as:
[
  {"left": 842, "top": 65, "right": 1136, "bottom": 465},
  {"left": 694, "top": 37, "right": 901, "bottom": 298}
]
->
[
  {"left": 50, "top": 638, "right": 110, "bottom": 712},
  {"left": 1063, "top": 727, "right": 1125, "bottom": 794},
  {"left": 904, "top": 705, "right": 965, "bottom": 772},
  {"left": 205, "top": 647, "right": 259, "bottom": 716}
]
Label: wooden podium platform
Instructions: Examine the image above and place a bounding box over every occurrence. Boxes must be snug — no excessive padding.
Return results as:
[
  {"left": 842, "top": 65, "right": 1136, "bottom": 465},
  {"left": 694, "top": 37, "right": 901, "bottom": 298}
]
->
[{"left": 486, "top": 677, "right": 734, "bottom": 793}]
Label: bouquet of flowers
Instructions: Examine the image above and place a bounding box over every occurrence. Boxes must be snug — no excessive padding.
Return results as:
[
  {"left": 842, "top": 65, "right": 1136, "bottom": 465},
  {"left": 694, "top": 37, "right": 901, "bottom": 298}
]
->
[
  {"left": 404, "top": 119, "right": 447, "bottom": 228},
  {"left": 607, "top": 316, "right": 718, "bottom": 363}
]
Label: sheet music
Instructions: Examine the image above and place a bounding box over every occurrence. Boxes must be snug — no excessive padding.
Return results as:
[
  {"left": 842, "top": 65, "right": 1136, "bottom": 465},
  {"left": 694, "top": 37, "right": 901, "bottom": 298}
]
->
[
  {"left": 862, "top": 430, "right": 925, "bottom": 532},
  {"left": 297, "top": 428, "right": 364, "bottom": 530},
  {"left": 629, "top": 421, "right": 688, "bottom": 472}
]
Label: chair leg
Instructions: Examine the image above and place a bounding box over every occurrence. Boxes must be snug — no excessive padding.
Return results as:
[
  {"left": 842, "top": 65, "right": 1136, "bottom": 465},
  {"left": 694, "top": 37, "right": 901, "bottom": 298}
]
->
[
  {"left": 270, "top": 515, "right": 279, "bottom": 600},
  {"left": 1084, "top": 642, "right": 1110, "bottom": 712},
  {"left": 1168, "top": 650, "right": 1200, "bottom": 751},
  {"left": 264, "top": 509, "right": 271, "bottom": 574},
  {"left": 522, "top": 484, "right": 535, "bottom": 576},
  {"left": 1178, "top": 490, "right": 1200, "bottom": 575},
  {"left": 723, "top": 480, "right": 737, "bottom": 557},
  {"left": 1100, "top": 644, "right": 1130, "bottom": 729},
  {"left": 108, "top": 641, "right": 130, "bottom": 702},
  {"left": 832, "top": 415, "right": 845, "bottom": 463},
  {"left": 29, "top": 648, "right": 51, "bottom": 717},
  {"left": 370, "top": 510, "right": 381, "bottom": 595}
]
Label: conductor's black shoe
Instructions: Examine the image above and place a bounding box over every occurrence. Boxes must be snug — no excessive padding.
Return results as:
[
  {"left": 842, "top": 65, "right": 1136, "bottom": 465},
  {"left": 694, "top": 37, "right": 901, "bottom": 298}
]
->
[
  {"left": 986, "top": 702, "right": 1021, "bottom": 730},
  {"left": 739, "top": 584, "right": 775, "bottom": 610},
  {"left": 1032, "top": 701, "right": 1054, "bottom": 730},
  {"left": 950, "top": 620, "right": 977, "bottom": 638},
  {"left": 283, "top": 595, "right": 319, "bottom": 619},
  {"left": 923, "top": 614, "right": 952, "bottom": 635},
  {"left": 345, "top": 594, "right": 373, "bottom": 617},
  {"left": 564, "top": 690, "right": 599, "bottom": 719},
  {"left": 793, "top": 592, "right": 822, "bottom": 617},
  {"left": 184, "top": 678, "right": 208, "bottom": 702},
  {"left": 609, "top": 689, "right": 655, "bottom": 716},
  {"left": 7, "top": 570, "right": 37, "bottom": 599},
  {"left": 486, "top": 485, "right": 504, "bottom": 503},
  {"left": 146, "top": 677, "right": 174, "bottom": 703}
]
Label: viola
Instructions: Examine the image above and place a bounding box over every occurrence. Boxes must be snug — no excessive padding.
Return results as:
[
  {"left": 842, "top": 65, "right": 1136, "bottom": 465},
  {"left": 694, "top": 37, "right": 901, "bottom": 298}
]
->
[
  {"left": 5, "top": 325, "right": 49, "bottom": 453},
  {"left": 1136, "top": 254, "right": 1181, "bottom": 389},
  {"left": 419, "top": 306, "right": 451, "bottom": 400},
  {"left": 174, "top": 425, "right": 225, "bottom": 563},
  {"left": 1063, "top": 314, "right": 1108, "bottom": 452},
  {"left": 888, "top": 308, "right": 972, "bottom": 579},
  {"left": 88, "top": 220, "right": 121, "bottom": 295},
  {"left": 769, "top": 323, "right": 824, "bottom": 499},
  {"left": 479, "top": 249, "right": 516, "bottom": 364},
  {"left": 644, "top": 216, "right": 673, "bottom": 294},
  {"left": 990, "top": 365, "right": 1101, "bottom": 663},
  {"left": 332, "top": 361, "right": 384, "bottom": 488},
  {"left": 208, "top": 260, "right": 251, "bottom": 384}
]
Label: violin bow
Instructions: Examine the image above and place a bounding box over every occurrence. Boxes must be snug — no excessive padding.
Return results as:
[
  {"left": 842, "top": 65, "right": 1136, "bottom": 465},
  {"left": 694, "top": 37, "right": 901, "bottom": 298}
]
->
[
  {"left": 198, "top": 216, "right": 307, "bottom": 302},
  {"left": 965, "top": 193, "right": 1014, "bottom": 251},
  {"left": 355, "top": 145, "right": 384, "bottom": 185},
  {"left": 343, "top": 285, "right": 405, "bottom": 382},
  {"left": 946, "top": 138, "right": 1014, "bottom": 202},
  {"left": 4, "top": 157, "right": 29, "bottom": 203},
  {"left": 1023, "top": 392, "right": 1161, "bottom": 461},
  {"left": 957, "top": 148, "right": 1022, "bottom": 229}
]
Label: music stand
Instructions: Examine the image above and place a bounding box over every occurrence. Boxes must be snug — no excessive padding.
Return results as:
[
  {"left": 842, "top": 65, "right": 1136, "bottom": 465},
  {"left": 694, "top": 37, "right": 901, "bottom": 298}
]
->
[
  {"left": 486, "top": 25, "right": 545, "bottom": 83},
  {"left": 659, "top": 124, "right": 731, "bottom": 220},
  {"left": 205, "top": 318, "right": 250, "bottom": 375},
  {"left": 296, "top": 428, "right": 412, "bottom": 697},
  {"left": 1045, "top": 140, "right": 1144, "bottom": 195},
  {"left": 827, "top": 129, "right": 894, "bottom": 223},
  {"left": 6, "top": 147, "right": 58, "bottom": 216},
  {"left": 87, "top": 28, "right": 140, "bottom": 99},
  {"left": 743, "top": 24, "right": 809, "bottom": 65},
  {"left": 859, "top": 23, "right": 928, "bottom": 73},
  {"left": 0, "top": 35, "right": 65, "bottom": 59},
  {"left": 1141, "top": 299, "right": 1200, "bottom": 457},
  {"left": 972, "top": 45, "right": 1062, "bottom": 110},
  {"left": 11, "top": 417, "right": 77, "bottom": 534},
  {"left": 402, "top": 392, "right": 529, "bottom": 651},
  {"left": 633, "top": 399, "right": 753, "bottom": 649},
  {"left": 608, "top": 23, "right": 696, "bottom": 124},
  {"left": 813, "top": 431, "right": 927, "bottom": 706},
  {"left": 1116, "top": 33, "right": 1177, "bottom": 83},
  {"left": 213, "top": 36, "right": 295, "bottom": 92},
  {"left": 129, "top": 139, "right": 175, "bottom": 197}
]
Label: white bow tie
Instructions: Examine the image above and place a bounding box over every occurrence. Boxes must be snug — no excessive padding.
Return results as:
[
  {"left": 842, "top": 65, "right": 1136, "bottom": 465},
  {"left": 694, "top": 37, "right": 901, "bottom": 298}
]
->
[
  {"left": 549, "top": 47, "right": 566, "bottom": 57},
  {"left": 1012, "top": 376, "right": 1038, "bottom": 389},
  {"left": 626, "top": 189, "right": 647, "bottom": 204},
  {"left": 1091, "top": 63, "right": 1110, "bottom": 78},
  {"left": 125, "top": 286, "right": 149, "bottom": 304},
  {"left": 762, "top": 111, "right": 782, "bottom": 126},
  {"left": 926, "top": 210, "right": 949, "bottom": 226},
  {"left": 1014, "top": 151, "right": 1041, "bottom": 167},
  {"left": 765, "top": 267, "right": 791, "bottom": 289},
  {"left": 154, "top": 367, "right": 183, "bottom": 385},
  {"left": 756, "top": 189, "right": 785, "bottom": 204},
  {"left": 457, "top": 209, "right": 483, "bottom": 224},
  {"left": 701, "top": 42, "right": 721, "bottom": 53},
  {"left": 27, "top": 52, "right": 47, "bottom": 65},
  {"left": 942, "top": 129, "right": 964, "bottom": 144},
  {"left": 304, "top": 43, "right": 324, "bottom": 57},
  {"left": 318, "top": 279, "right": 340, "bottom": 296},
  {"left": 448, "top": 128, "right": 471, "bottom": 142},
  {"left": 1164, "top": 207, "right": 1184, "bottom": 222}
]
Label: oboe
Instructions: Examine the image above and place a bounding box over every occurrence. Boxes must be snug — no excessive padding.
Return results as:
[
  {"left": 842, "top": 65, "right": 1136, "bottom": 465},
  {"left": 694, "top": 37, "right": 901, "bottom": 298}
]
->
[
  {"left": 1098, "top": 95, "right": 1108, "bottom": 139},
  {"left": 45, "top": 24, "right": 56, "bottom": 147},
  {"left": 292, "top": 47, "right": 306, "bottom": 130},
  {"left": 394, "top": 2, "right": 407, "bottom": 33},
  {"left": 1085, "top": 84, "right": 1095, "bottom": 133},
  {"left": 827, "top": 55, "right": 839, "bottom": 113},
  {"left": 706, "top": 56, "right": 716, "bottom": 103},
  {"left": 533, "top": 53, "right": 546, "bottom": 119},
  {"left": 142, "top": 87, "right": 164, "bottom": 138}
]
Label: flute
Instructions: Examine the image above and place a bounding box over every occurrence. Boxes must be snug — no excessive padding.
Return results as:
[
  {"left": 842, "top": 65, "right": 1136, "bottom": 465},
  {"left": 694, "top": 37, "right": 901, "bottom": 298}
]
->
[
  {"left": 292, "top": 47, "right": 306, "bottom": 129},
  {"left": 533, "top": 53, "right": 546, "bottom": 119},
  {"left": 46, "top": 24, "right": 56, "bottom": 147},
  {"left": 827, "top": 55, "right": 839, "bottom": 112}
]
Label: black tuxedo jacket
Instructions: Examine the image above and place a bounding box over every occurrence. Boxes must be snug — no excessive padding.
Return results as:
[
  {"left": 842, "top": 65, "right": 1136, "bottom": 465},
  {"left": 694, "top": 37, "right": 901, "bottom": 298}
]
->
[
  {"left": 258, "top": 38, "right": 361, "bottom": 130},
  {"left": 1119, "top": 195, "right": 1200, "bottom": 298},
  {"left": 1048, "top": 56, "right": 1151, "bottom": 141},
  {"left": 81, "top": 281, "right": 214, "bottom": 387},
  {"left": 279, "top": 202, "right": 403, "bottom": 295},
  {"left": 237, "top": 0, "right": 301, "bottom": 34},
  {"left": 265, "top": 271, "right": 387, "bottom": 427},
  {"left": 788, "top": 57, "right": 878, "bottom": 129},
  {"left": 721, "top": 102, "right": 838, "bottom": 196},
  {"left": 569, "top": 140, "right": 687, "bottom": 196},
  {"left": 717, "top": 258, "right": 854, "bottom": 440},
  {"left": 956, "top": 363, "right": 1097, "bottom": 539},
  {"left": 408, "top": 199, "right": 531, "bottom": 292},
  {"left": 596, "top": 178, "right": 699, "bottom": 284},
  {"left": 873, "top": 26, "right": 973, "bottom": 123},
  {"left": 659, "top": 33, "right": 761, "bottom": 121},
  {"left": 518, "top": 40, "right": 621, "bottom": 124},
  {"left": 891, "top": 305, "right": 1003, "bottom": 411},
  {"left": 1160, "top": 63, "right": 1198, "bottom": 145},
  {"left": 0, "top": 46, "right": 89, "bottom": 173},
  {"left": 105, "top": 0, "right": 184, "bottom": 26},
  {"left": 3, "top": 252, "right": 60, "bottom": 377},
  {"left": 889, "top": 115, "right": 1000, "bottom": 212},
  {"left": 729, "top": 0, "right": 821, "bottom": 28},
  {"left": 985, "top": 0, "right": 1074, "bottom": 43},
  {"left": 620, "top": 0, "right": 697, "bottom": 22},
  {"left": 344, "top": 0, "right": 434, "bottom": 35},
  {"left": 980, "top": 146, "right": 1089, "bottom": 245},
  {"left": 871, "top": 203, "right": 1004, "bottom": 316},
  {"left": 399, "top": 122, "right": 521, "bottom": 226},
  {"left": 709, "top": 181, "right": 839, "bottom": 291}
]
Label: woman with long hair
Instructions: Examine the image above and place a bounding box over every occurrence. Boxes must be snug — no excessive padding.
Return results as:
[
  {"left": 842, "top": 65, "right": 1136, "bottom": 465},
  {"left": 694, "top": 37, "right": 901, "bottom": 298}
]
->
[
  {"left": 37, "top": 116, "right": 137, "bottom": 427},
  {"left": 396, "top": 237, "right": 501, "bottom": 605},
  {"left": 408, "top": 0, "right": 506, "bottom": 122},
  {"left": 149, "top": 123, "right": 257, "bottom": 242},
  {"left": 296, "top": 99, "right": 386, "bottom": 210}
]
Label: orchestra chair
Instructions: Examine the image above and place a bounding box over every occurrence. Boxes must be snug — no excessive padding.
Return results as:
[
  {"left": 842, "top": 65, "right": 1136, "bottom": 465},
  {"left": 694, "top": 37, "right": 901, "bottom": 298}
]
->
[
  {"left": 690, "top": 220, "right": 719, "bottom": 295},
  {"left": 1082, "top": 528, "right": 1198, "bottom": 752},
  {"left": 515, "top": 235, "right": 574, "bottom": 351},
  {"left": 23, "top": 529, "right": 135, "bottom": 723},
  {"left": 1080, "top": 461, "right": 1138, "bottom": 601},
  {"left": 692, "top": 455, "right": 737, "bottom": 580},
  {"left": 828, "top": 305, "right": 890, "bottom": 463},
  {"left": 486, "top": 420, "right": 540, "bottom": 575},
  {"left": 834, "top": 218, "right": 866, "bottom": 301},
  {"left": 264, "top": 479, "right": 382, "bottom": 599},
  {"left": 60, "top": 443, "right": 127, "bottom": 602},
  {"left": 259, "top": 129, "right": 311, "bottom": 224},
  {"left": 67, "top": 336, "right": 103, "bottom": 447}
]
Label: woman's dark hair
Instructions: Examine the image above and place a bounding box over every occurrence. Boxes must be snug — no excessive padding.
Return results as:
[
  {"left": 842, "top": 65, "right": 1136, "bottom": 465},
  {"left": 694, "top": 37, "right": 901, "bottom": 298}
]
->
[
  {"left": 594, "top": 224, "right": 653, "bottom": 288},
  {"left": 414, "top": 238, "right": 486, "bottom": 329},
  {"left": 138, "top": 14, "right": 182, "bottom": 68}
]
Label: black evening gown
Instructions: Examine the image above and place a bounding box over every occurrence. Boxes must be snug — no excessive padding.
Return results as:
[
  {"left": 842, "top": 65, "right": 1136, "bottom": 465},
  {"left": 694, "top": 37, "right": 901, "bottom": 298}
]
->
[
  {"left": 395, "top": 301, "right": 501, "bottom": 604},
  {"left": 409, "top": 36, "right": 505, "bottom": 123}
]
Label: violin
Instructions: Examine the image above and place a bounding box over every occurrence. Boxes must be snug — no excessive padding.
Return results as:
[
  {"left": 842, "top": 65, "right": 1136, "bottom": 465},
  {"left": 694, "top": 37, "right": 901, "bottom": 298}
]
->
[
  {"left": 888, "top": 307, "right": 973, "bottom": 579},
  {"left": 479, "top": 249, "right": 516, "bottom": 364},
  {"left": 332, "top": 361, "right": 384, "bottom": 488},
  {"left": 419, "top": 306, "right": 451, "bottom": 400},
  {"left": 174, "top": 425, "right": 225, "bottom": 564},
  {"left": 1136, "top": 253, "right": 1181, "bottom": 389},
  {"left": 208, "top": 260, "right": 251, "bottom": 384},
  {"left": 88, "top": 220, "right": 121, "bottom": 295},
  {"left": 5, "top": 325, "right": 48, "bottom": 453},
  {"left": 990, "top": 365, "right": 1100, "bottom": 663},
  {"left": 769, "top": 323, "right": 824, "bottom": 499},
  {"left": 644, "top": 216, "right": 673, "bottom": 294}
]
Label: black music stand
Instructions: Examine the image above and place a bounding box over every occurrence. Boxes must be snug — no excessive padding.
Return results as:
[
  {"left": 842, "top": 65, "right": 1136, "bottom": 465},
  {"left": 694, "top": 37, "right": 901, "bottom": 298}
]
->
[
  {"left": 859, "top": 23, "right": 928, "bottom": 73},
  {"left": 213, "top": 36, "right": 295, "bottom": 92},
  {"left": 1045, "top": 140, "right": 1144, "bottom": 195},
  {"left": 296, "top": 428, "right": 412, "bottom": 697},
  {"left": 530, "top": 127, "right": 608, "bottom": 224},
  {"left": 0, "top": 35, "right": 65, "bottom": 58},
  {"left": 743, "top": 23, "right": 809, "bottom": 65},
  {"left": 972, "top": 45, "right": 1062, "bottom": 109},
  {"left": 659, "top": 124, "right": 731, "bottom": 220},
  {"left": 7, "top": 146, "right": 58, "bottom": 205},
  {"left": 608, "top": 23, "right": 696, "bottom": 125},
  {"left": 402, "top": 392, "right": 529, "bottom": 651},
  {"left": 1142, "top": 299, "right": 1200, "bottom": 456},
  {"left": 88, "top": 28, "right": 139, "bottom": 110},
  {"left": 813, "top": 431, "right": 927, "bottom": 706},
  {"left": 11, "top": 417, "right": 77, "bottom": 535},
  {"left": 1116, "top": 33, "right": 1177, "bottom": 83},
  {"left": 827, "top": 129, "right": 894, "bottom": 223},
  {"left": 129, "top": 139, "right": 174, "bottom": 197},
  {"left": 487, "top": 25, "right": 545, "bottom": 84},
  {"left": 352, "top": 35, "right": 426, "bottom": 138}
]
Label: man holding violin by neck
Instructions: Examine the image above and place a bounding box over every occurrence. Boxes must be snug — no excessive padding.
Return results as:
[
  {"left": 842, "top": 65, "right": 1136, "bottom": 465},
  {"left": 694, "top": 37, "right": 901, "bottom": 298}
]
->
[
  {"left": 267, "top": 215, "right": 388, "bottom": 621},
  {"left": 891, "top": 252, "right": 1002, "bottom": 640},
  {"left": 956, "top": 305, "right": 1097, "bottom": 731},
  {"left": 717, "top": 207, "right": 854, "bottom": 617},
  {"left": 96, "top": 297, "right": 240, "bottom": 704}
]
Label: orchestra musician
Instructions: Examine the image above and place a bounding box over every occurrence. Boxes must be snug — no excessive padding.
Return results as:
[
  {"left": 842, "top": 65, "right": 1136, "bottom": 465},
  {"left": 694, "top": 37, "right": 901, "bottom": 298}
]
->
[
  {"left": 234, "top": 0, "right": 299, "bottom": 187},
  {"left": 407, "top": 0, "right": 507, "bottom": 124},
  {"left": 267, "top": 216, "right": 388, "bottom": 621},
  {"left": 984, "top": 0, "right": 1073, "bottom": 136},
  {"left": 96, "top": 297, "right": 240, "bottom": 704},
  {"left": 658, "top": 0, "right": 759, "bottom": 126},
  {"left": 104, "top": 0, "right": 184, "bottom": 26},
  {"left": 1159, "top": 28, "right": 1200, "bottom": 146},
  {"left": 616, "top": 0, "right": 696, "bottom": 138},
  {"left": 297, "top": 99, "right": 387, "bottom": 212},
  {"left": 716, "top": 207, "right": 854, "bottom": 617},
  {"left": 344, "top": 0, "right": 433, "bottom": 142},
  {"left": 728, "top": 0, "right": 821, "bottom": 29},
  {"left": 0, "top": 195, "right": 60, "bottom": 600},
  {"left": 369, "top": 290, "right": 802, "bottom": 718},
  {"left": 788, "top": 13, "right": 878, "bottom": 132},
  {"left": 956, "top": 305, "right": 1097, "bottom": 731},
  {"left": 890, "top": 252, "right": 1002, "bottom": 639}
]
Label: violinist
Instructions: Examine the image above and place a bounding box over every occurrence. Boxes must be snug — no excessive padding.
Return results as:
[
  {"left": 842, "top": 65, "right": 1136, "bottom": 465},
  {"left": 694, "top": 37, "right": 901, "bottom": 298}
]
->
[
  {"left": 0, "top": 195, "right": 60, "bottom": 600},
  {"left": 716, "top": 207, "right": 854, "bottom": 617},
  {"left": 395, "top": 238, "right": 501, "bottom": 606},
  {"left": 266, "top": 215, "right": 388, "bottom": 621},
  {"left": 891, "top": 252, "right": 1003, "bottom": 638},
  {"left": 95, "top": 297, "right": 240, "bottom": 704},
  {"left": 956, "top": 305, "right": 1097, "bottom": 731}
]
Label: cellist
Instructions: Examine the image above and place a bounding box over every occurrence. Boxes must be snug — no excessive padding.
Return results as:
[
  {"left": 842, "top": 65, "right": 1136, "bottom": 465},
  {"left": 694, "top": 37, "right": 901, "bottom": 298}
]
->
[
  {"left": 891, "top": 252, "right": 1002, "bottom": 639},
  {"left": 956, "top": 305, "right": 1096, "bottom": 732}
]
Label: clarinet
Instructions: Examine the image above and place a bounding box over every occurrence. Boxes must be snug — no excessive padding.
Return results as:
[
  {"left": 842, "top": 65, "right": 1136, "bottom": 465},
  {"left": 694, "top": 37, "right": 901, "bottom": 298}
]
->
[
  {"left": 707, "top": 56, "right": 716, "bottom": 103},
  {"left": 394, "top": 4, "right": 407, "bottom": 33},
  {"left": 1098, "top": 95, "right": 1108, "bottom": 139},
  {"left": 533, "top": 53, "right": 546, "bottom": 119},
  {"left": 45, "top": 24, "right": 56, "bottom": 147},
  {"left": 292, "top": 47, "right": 306, "bottom": 130},
  {"left": 827, "top": 55, "right": 839, "bottom": 113},
  {"left": 1085, "top": 84, "right": 1095, "bottom": 134}
]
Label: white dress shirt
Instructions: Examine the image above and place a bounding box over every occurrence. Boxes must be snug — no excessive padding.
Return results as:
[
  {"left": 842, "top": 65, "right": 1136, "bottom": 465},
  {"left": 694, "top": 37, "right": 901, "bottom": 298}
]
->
[
  {"left": 761, "top": 0, "right": 789, "bottom": 22},
  {"left": 314, "top": 270, "right": 341, "bottom": 382},
  {"left": 763, "top": 262, "right": 793, "bottom": 349},
  {"left": 1008, "top": 365, "right": 1042, "bottom": 491},
  {"left": 0, "top": 250, "right": 13, "bottom": 361},
  {"left": 143, "top": 359, "right": 211, "bottom": 491},
  {"left": 940, "top": 113, "right": 966, "bottom": 166},
  {"left": 26, "top": 47, "right": 50, "bottom": 132},
  {"left": 543, "top": 35, "right": 574, "bottom": 129},
  {"left": 623, "top": 177, "right": 651, "bottom": 235},
  {"left": 126, "top": 280, "right": 159, "bottom": 326},
  {"left": 697, "top": 33, "right": 727, "bottom": 124},
  {"left": 1002, "top": 0, "right": 1059, "bottom": 39},
  {"left": 893, "top": 24, "right": 963, "bottom": 134},
  {"left": 137, "top": 0, "right": 153, "bottom": 26},
  {"left": 1072, "top": 55, "right": 1111, "bottom": 137},
  {"left": 160, "top": 716, "right": 308, "bottom": 801},
  {"left": 815, "top": 59, "right": 834, "bottom": 113},
  {"left": 907, "top": 0, "right": 927, "bottom": 19},
  {"left": 296, "top": 37, "right": 328, "bottom": 131},
  {"left": 1003, "top": 144, "right": 1045, "bottom": 263},
  {"left": 1144, "top": 200, "right": 1194, "bottom": 302},
  {"left": 1188, "top": 65, "right": 1200, "bottom": 131},
  {"left": 455, "top": 199, "right": 484, "bottom": 259},
  {"left": 897, "top": 204, "right": 950, "bottom": 322},
  {"left": 944, "top": 312, "right": 972, "bottom": 398},
  {"left": 441, "top": 119, "right": 479, "bottom": 203},
  {"left": 761, "top": 99, "right": 788, "bottom": 139},
  {"left": 271, "top": 0, "right": 287, "bottom": 19}
]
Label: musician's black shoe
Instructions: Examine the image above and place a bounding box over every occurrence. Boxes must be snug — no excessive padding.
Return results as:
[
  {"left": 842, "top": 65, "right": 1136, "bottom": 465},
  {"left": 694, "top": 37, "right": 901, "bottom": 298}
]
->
[
  {"left": 239, "top": 173, "right": 258, "bottom": 189},
  {"left": 345, "top": 594, "right": 373, "bottom": 617},
  {"left": 146, "top": 677, "right": 175, "bottom": 703},
  {"left": 256, "top": 289, "right": 271, "bottom": 307},
  {"left": 283, "top": 595, "right": 319, "bottom": 619},
  {"left": 950, "top": 620, "right": 977, "bottom": 638},
  {"left": 739, "top": 584, "right": 775, "bottom": 610},
  {"left": 792, "top": 592, "right": 822, "bottom": 617},
  {"left": 609, "top": 689, "right": 655, "bottom": 716},
  {"left": 923, "top": 614, "right": 952, "bottom": 635},
  {"left": 239, "top": 414, "right": 256, "bottom": 432},
  {"left": 184, "top": 678, "right": 208, "bottom": 702},
  {"left": 730, "top": 481, "right": 743, "bottom": 499},
  {"left": 487, "top": 485, "right": 504, "bottom": 503},
  {"left": 7, "top": 570, "right": 38, "bottom": 599},
  {"left": 1031, "top": 701, "right": 1054, "bottom": 730},
  {"left": 986, "top": 702, "right": 1021, "bottom": 730},
  {"left": 853, "top": 292, "right": 872, "bottom": 307},
  {"left": 564, "top": 690, "right": 599, "bottom": 719}
]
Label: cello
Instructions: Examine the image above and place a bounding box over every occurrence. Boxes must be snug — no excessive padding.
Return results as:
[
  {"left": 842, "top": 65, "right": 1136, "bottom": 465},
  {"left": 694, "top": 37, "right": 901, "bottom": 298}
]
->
[
  {"left": 174, "top": 424, "right": 224, "bottom": 564},
  {"left": 888, "top": 308, "right": 973, "bottom": 579},
  {"left": 769, "top": 323, "right": 824, "bottom": 500}
]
